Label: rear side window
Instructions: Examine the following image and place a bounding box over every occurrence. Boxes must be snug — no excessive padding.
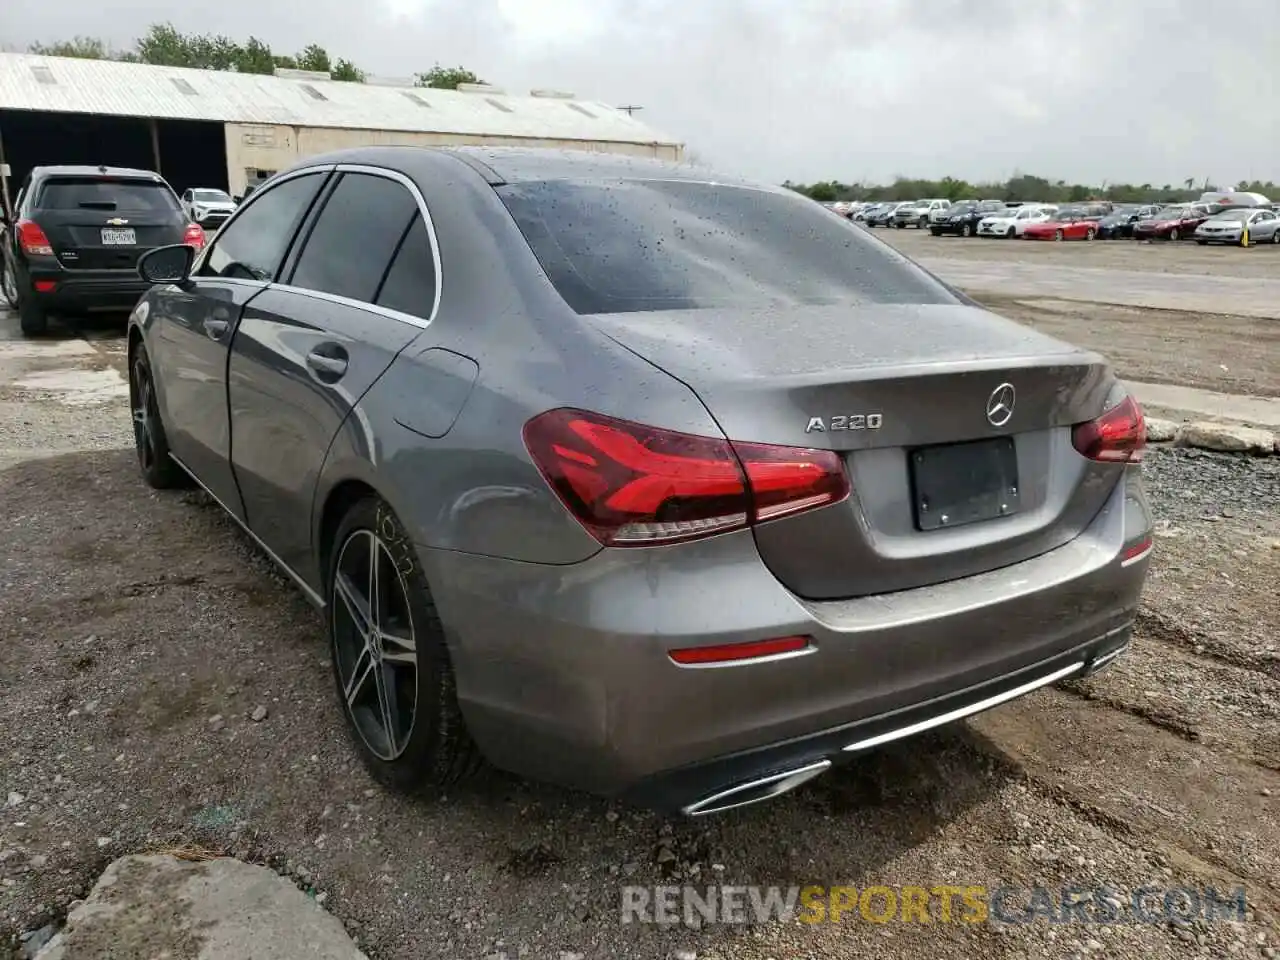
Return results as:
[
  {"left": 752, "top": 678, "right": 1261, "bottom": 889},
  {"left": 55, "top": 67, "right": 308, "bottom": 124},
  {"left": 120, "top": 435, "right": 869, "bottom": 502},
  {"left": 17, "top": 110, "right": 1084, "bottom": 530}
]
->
[
  {"left": 201, "top": 172, "right": 326, "bottom": 282},
  {"left": 289, "top": 173, "right": 417, "bottom": 304},
  {"left": 375, "top": 213, "right": 437, "bottom": 319},
  {"left": 497, "top": 179, "right": 957, "bottom": 315},
  {"left": 38, "top": 177, "right": 180, "bottom": 212}
]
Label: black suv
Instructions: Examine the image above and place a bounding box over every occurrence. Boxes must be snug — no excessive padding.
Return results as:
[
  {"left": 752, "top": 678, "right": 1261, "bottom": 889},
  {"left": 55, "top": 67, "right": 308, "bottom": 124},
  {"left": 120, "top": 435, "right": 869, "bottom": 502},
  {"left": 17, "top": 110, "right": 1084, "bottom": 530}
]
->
[
  {"left": 1, "top": 165, "right": 203, "bottom": 335},
  {"left": 930, "top": 199, "right": 1009, "bottom": 237}
]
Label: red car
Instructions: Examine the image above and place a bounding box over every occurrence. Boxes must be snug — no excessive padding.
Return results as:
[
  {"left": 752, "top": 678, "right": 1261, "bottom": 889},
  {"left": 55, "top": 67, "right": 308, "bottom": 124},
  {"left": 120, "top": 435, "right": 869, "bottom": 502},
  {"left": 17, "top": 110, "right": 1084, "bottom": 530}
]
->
[
  {"left": 1022, "top": 207, "right": 1101, "bottom": 241},
  {"left": 1132, "top": 203, "right": 1214, "bottom": 241}
]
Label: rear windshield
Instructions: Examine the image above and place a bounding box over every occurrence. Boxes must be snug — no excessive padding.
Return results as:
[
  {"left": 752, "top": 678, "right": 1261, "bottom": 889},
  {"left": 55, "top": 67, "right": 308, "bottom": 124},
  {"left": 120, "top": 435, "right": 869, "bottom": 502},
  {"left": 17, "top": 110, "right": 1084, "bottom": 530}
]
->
[
  {"left": 38, "top": 177, "right": 180, "bottom": 212},
  {"left": 497, "top": 179, "right": 957, "bottom": 315}
]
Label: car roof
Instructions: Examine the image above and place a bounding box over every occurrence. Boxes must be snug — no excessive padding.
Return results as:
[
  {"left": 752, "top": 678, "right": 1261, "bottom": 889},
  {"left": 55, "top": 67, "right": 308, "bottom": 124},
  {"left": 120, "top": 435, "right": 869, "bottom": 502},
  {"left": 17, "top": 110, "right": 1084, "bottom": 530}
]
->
[
  {"left": 31, "top": 165, "right": 165, "bottom": 182},
  {"left": 281, "top": 145, "right": 763, "bottom": 191}
]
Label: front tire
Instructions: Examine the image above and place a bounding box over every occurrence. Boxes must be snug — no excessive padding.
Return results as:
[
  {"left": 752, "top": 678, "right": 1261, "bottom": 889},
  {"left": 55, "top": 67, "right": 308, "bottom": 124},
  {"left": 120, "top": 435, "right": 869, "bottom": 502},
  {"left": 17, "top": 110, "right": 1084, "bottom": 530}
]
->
[
  {"left": 129, "top": 343, "right": 187, "bottom": 489},
  {"left": 327, "top": 497, "right": 482, "bottom": 794},
  {"left": 960, "top": 223, "right": 973, "bottom": 237},
  {"left": 1085, "top": 227, "right": 1096, "bottom": 241},
  {"left": 1054, "top": 229, "right": 1064, "bottom": 241},
  {"left": 1006, "top": 227, "right": 1016, "bottom": 238},
  {"left": 930, "top": 228, "right": 942, "bottom": 237},
  {"left": 1169, "top": 228, "right": 1180, "bottom": 241}
]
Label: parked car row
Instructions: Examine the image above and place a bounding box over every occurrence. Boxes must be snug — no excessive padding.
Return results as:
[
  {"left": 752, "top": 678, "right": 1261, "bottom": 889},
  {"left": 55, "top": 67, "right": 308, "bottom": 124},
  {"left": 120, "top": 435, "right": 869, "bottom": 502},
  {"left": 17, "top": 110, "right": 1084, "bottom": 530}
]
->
[
  {"left": 2, "top": 165, "right": 236, "bottom": 334},
  {"left": 830, "top": 192, "right": 1279, "bottom": 247}
]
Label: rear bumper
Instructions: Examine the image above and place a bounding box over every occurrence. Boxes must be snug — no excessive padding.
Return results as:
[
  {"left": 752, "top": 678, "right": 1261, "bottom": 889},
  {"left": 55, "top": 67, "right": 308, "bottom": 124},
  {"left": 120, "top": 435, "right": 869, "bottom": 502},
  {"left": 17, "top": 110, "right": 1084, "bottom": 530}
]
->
[
  {"left": 26, "top": 267, "right": 150, "bottom": 312},
  {"left": 422, "top": 468, "right": 1152, "bottom": 811}
]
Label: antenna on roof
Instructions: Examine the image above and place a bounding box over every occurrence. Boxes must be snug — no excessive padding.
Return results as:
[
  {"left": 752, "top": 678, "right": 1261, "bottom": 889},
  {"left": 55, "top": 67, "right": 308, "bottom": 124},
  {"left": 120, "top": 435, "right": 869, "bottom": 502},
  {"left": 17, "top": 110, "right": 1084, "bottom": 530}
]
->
[{"left": 616, "top": 105, "right": 643, "bottom": 116}]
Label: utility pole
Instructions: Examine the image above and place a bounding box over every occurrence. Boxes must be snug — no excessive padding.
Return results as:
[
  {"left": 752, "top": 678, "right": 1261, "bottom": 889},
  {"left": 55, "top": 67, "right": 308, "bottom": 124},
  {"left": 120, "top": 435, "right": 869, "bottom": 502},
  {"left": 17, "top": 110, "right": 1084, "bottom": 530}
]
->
[{"left": 617, "top": 105, "right": 643, "bottom": 117}]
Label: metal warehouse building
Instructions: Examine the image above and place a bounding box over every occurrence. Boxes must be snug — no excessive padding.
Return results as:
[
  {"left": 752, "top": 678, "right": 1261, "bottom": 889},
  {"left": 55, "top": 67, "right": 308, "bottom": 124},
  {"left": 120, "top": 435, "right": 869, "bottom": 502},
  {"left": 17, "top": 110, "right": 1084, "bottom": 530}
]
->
[{"left": 0, "top": 52, "right": 683, "bottom": 211}]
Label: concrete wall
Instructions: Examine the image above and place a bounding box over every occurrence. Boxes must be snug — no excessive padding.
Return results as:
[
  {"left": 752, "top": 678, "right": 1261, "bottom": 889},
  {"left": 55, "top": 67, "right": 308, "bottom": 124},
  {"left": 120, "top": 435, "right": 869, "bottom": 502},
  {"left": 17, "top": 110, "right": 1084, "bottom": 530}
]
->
[{"left": 224, "top": 122, "right": 683, "bottom": 195}]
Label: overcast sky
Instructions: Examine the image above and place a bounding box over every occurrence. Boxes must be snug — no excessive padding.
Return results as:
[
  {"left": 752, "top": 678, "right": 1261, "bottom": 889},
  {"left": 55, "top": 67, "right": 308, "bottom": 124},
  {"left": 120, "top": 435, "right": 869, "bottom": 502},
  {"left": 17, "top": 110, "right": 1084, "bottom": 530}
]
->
[{"left": 2, "top": 0, "right": 1277, "bottom": 187}]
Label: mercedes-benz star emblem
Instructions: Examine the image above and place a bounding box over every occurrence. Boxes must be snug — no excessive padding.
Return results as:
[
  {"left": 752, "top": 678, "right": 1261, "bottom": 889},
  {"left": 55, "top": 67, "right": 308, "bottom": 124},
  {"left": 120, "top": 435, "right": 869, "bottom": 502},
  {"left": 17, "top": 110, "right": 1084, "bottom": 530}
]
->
[{"left": 986, "top": 382, "right": 1016, "bottom": 427}]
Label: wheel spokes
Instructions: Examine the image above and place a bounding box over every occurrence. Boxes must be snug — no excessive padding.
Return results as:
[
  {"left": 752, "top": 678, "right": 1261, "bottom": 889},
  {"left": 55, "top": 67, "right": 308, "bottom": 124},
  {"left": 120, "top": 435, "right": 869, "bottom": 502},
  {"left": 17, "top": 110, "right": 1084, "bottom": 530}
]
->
[{"left": 333, "top": 527, "right": 417, "bottom": 761}]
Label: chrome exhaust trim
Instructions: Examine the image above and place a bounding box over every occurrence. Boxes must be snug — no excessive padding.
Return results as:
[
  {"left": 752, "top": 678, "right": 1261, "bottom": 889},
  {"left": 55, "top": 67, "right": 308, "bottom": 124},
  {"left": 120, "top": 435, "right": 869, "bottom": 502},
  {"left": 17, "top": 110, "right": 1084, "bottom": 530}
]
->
[
  {"left": 682, "top": 760, "right": 831, "bottom": 817},
  {"left": 842, "top": 660, "right": 1084, "bottom": 755},
  {"left": 1082, "top": 642, "right": 1128, "bottom": 676}
]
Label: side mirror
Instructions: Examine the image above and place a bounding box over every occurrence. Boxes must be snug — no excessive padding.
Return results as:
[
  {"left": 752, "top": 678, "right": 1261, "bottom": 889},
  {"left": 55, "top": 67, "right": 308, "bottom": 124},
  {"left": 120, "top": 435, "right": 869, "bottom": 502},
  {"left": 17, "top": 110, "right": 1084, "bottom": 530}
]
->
[{"left": 138, "top": 244, "right": 195, "bottom": 284}]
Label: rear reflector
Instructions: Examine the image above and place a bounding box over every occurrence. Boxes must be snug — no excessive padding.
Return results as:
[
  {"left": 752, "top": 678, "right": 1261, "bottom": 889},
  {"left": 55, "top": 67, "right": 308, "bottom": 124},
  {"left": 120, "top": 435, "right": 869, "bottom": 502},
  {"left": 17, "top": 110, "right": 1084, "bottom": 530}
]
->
[
  {"left": 183, "top": 223, "right": 206, "bottom": 249},
  {"left": 17, "top": 220, "right": 54, "bottom": 257},
  {"left": 522, "top": 408, "right": 850, "bottom": 546},
  {"left": 669, "top": 635, "right": 812, "bottom": 665},
  {"left": 1121, "top": 534, "right": 1153, "bottom": 565},
  {"left": 1072, "top": 395, "right": 1146, "bottom": 463},
  {"left": 34, "top": 280, "right": 57, "bottom": 293}
]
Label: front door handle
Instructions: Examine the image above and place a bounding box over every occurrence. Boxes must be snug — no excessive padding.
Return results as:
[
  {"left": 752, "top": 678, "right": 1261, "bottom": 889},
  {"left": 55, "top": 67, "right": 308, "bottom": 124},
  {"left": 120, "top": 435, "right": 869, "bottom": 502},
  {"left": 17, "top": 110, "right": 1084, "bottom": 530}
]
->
[
  {"left": 203, "top": 318, "right": 229, "bottom": 340},
  {"left": 306, "top": 347, "right": 349, "bottom": 382}
]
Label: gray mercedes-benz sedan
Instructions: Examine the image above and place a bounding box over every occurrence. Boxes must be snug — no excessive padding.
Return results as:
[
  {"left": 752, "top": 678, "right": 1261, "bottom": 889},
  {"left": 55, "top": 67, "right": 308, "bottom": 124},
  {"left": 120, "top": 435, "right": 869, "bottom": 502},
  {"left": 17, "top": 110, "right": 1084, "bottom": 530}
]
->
[{"left": 127, "top": 147, "right": 1152, "bottom": 816}]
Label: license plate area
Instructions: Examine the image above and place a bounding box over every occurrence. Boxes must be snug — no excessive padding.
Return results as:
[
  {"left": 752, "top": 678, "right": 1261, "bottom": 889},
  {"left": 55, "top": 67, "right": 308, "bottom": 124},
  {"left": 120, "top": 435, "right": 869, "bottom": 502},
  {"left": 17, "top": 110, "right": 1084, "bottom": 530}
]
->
[
  {"left": 101, "top": 228, "right": 136, "bottom": 245},
  {"left": 910, "top": 437, "right": 1020, "bottom": 531}
]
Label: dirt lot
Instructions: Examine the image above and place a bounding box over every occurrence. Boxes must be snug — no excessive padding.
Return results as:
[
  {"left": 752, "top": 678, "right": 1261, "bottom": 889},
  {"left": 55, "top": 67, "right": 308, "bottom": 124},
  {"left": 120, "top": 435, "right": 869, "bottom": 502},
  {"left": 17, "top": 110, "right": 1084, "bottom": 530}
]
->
[{"left": 1, "top": 233, "right": 1278, "bottom": 960}]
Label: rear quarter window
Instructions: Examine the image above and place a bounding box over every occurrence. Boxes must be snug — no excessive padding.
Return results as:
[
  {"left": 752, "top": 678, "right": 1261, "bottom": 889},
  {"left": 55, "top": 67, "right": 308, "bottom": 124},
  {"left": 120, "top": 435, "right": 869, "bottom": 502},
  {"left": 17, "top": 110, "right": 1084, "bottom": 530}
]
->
[
  {"left": 497, "top": 179, "right": 957, "bottom": 315},
  {"left": 37, "top": 178, "right": 180, "bottom": 212}
]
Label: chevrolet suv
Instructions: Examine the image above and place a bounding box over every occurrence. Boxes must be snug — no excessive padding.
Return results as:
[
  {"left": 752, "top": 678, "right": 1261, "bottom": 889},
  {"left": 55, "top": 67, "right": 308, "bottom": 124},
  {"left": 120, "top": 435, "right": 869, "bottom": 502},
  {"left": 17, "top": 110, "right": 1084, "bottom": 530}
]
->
[{"left": 1, "top": 165, "right": 204, "bottom": 335}]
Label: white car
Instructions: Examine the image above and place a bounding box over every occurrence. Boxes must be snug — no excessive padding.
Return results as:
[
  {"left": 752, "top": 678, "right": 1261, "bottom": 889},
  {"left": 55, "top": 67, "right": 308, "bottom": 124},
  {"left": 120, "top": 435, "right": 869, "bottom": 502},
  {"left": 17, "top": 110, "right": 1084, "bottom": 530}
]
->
[
  {"left": 978, "top": 204, "right": 1059, "bottom": 238},
  {"left": 179, "top": 188, "right": 238, "bottom": 231}
]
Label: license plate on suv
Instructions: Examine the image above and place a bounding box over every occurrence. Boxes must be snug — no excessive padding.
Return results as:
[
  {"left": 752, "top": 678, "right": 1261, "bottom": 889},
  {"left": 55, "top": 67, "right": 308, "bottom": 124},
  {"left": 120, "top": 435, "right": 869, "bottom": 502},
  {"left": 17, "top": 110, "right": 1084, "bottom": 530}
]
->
[
  {"left": 909, "top": 436, "right": 1020, "bottom": 531},
  {"left": 101, "top": 228, "right": 136, "bottom": 245}
]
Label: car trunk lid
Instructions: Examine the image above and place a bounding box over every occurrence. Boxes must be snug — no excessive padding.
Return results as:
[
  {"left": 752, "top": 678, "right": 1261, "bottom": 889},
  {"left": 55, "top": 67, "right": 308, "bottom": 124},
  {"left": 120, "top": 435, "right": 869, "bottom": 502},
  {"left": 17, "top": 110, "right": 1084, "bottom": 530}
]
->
[
  {"left": 589, "top": 303, "right": 1122, "bottom": 599},
  {"left": 35, "top": 176, "right": 186, "bottom": 271}
]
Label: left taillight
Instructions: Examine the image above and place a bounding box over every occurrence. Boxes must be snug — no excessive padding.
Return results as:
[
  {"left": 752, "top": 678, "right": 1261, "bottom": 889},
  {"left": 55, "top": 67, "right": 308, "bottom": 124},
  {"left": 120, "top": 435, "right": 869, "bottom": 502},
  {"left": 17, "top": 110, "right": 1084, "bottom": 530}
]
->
[
  {"left": 1072, "top": 394, "right": 1146, "bottom": 463},
  {"left": 17, "top": 220, "right": 54, "bottom": 256},
  {"left": 183, "top": 223, "right": 205, "bottom": 249},
  {"left": 522, "top": 408, "right": 850, "bottom": 547}
]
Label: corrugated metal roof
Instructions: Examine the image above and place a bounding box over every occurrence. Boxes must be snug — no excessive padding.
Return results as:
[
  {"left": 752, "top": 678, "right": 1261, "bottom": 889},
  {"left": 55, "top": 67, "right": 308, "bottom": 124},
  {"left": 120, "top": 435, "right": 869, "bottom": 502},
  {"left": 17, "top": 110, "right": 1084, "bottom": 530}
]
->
[{"left": 0, "top": 53, "right": 681, "bottom": 147}]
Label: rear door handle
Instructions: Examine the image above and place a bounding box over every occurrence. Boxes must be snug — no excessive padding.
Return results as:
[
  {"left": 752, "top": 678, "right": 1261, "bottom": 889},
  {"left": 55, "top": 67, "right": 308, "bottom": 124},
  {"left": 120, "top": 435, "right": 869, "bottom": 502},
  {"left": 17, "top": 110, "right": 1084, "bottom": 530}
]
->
[
  {"left": 306, "top": 346, "right": 349, "bottom": 382},
  {"left": 203, "top": 318, "right": 229, "bottom": 340}
]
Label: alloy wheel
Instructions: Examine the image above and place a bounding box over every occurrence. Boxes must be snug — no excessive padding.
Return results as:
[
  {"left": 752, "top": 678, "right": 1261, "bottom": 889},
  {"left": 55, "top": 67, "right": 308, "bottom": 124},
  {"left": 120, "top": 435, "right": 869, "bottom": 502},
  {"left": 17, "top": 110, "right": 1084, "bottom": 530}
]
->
[
  {"left": 1169, "top": 228, "right": 1180, "bottom": 241},
  {"left": 1055, "top": 229, "right": 1064, "bottom": 241},
  {"left": 331, "top": 529, "right": 419, "bottom": 761},
  {"left": 130, "top": 356, "right": 157, "bottom": 473},
  {"left": 1, "top": 260, "right": 17, "bottom": 308}
]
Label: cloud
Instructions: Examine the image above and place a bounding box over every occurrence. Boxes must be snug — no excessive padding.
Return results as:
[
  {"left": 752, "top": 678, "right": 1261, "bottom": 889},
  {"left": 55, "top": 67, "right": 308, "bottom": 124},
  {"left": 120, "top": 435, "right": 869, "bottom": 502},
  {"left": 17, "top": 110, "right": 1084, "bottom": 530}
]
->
[{"left": 1, "top": 0, "right": 1276, "bottom": 187}]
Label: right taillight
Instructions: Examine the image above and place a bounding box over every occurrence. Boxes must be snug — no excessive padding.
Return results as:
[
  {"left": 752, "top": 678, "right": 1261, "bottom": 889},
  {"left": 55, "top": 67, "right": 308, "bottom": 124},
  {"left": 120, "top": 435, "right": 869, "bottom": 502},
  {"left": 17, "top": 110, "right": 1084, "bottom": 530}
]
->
[
  {"left": 522, "top": 408, "right": 850, "bottom": 547},
  {"left": 1072, "top": 394, "right": 1147, "bottom": 463},
  {"left": 17, "top": 220, "right": 54, "bottom": 257}
]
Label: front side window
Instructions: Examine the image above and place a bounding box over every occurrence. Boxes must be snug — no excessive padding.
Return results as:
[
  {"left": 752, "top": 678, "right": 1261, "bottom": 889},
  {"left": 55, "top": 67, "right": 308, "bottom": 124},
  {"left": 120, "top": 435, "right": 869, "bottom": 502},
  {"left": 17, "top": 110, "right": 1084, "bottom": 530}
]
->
[
  {"left": 498, "top": 179, "right": 957, "bottom": 315},
  {"left": 201, "top": 172, "right": 326, "bottom": 281},
  {"left": 288, "top": 173, "right": 418, "bottom": 304}
]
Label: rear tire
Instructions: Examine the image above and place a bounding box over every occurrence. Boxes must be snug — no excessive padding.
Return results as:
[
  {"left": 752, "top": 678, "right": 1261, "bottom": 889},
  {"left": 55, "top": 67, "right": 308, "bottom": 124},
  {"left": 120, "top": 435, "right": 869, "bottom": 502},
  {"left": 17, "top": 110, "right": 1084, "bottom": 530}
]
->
[
  {"left": 327, "top": 497, "right": 483, "bottom": 794},
  {"left": 930, "top": 228, "right": 942, "bottom": 237},
  {"left": 1272, "top": 230, "right": 1279, "bottom": 245},
  {"left": 1, "top": 258, "right": 18, "bottom": 309},
  {"left": 1054, "top": 229, "right": 1064, "bottom": 241},
  {"left": 1085, "top": 227, "right": 1096, "bottom": 241},
  {"left": 18, "top": 296, "right": 48, "bottom": 337},
  {"left": 1196, "top": 239, "right": 1207, "bottom": 245},
  {"left": 128, "top": 344, "right": 188, "bottom": 489},
  {"left": 1169, "top": 228, "right": 1180, "bottom": 241}
]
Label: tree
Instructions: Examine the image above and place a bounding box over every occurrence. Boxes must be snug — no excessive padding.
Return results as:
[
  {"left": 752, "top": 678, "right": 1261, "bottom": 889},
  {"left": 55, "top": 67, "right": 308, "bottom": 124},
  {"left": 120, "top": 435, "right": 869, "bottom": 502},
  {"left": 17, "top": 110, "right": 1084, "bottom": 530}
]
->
[
  {"left": 26, "top": 24, "right": 367, "bottom": 82},
  {"left": 295, "top": 43, "right": 331, "bottom": 73},
  {"left": 331, "top": 59, "right": 366, "bottom": 82},
  {"left": 28, "top": 36, "right": 116, "bottom": 59},
  {"left": 416, "top": 64, "right": 483, "bottom": 89}
]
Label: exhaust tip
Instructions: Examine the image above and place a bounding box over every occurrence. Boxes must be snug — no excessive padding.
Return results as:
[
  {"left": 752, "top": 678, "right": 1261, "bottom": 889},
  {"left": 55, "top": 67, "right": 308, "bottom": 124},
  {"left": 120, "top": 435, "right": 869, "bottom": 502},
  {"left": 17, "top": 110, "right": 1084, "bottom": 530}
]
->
[{"left": 682, "top": 760, "right": 831, "bottom": 817}]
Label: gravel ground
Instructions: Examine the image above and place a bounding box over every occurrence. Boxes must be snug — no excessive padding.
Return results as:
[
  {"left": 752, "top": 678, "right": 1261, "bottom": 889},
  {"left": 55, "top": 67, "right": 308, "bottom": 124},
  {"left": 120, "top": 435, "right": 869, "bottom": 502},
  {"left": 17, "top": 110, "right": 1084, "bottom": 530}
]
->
[{"left": 1, "top": 297, "right": 1278, "bottom": 959}]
